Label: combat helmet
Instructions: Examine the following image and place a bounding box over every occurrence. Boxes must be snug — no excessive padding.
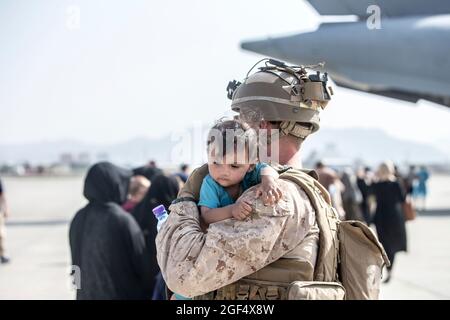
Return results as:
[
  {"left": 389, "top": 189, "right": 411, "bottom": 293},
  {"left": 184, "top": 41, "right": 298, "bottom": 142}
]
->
[{"left": 226, "top": 59, "right": 333, "bottom": 139}]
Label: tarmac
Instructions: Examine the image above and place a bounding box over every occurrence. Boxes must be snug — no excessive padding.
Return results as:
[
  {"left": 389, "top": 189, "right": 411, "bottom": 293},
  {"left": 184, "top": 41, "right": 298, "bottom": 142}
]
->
[{"left": 0, "top": 174, "right": 449, "bottom": 299}]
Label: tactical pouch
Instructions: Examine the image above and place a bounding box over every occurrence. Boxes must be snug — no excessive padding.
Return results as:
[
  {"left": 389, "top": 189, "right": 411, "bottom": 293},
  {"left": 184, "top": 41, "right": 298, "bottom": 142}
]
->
[
  {"left": 194, "top": 279, "right": 288, "bottom": 300},
  {"left": 195, "top": 278, "right": 345, "bottom": 300},
  {"left": 287, "top": 281, "right": 345, "bottom": 300}
]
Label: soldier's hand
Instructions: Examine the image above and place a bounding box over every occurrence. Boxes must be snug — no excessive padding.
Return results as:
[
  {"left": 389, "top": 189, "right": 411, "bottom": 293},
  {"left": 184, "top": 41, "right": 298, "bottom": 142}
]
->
[
  {"left": 231, "top": 199, "right": 253, "bottom": 220},
  {"left": 255, "top": 178, "right": 283, "bottom": 206}
]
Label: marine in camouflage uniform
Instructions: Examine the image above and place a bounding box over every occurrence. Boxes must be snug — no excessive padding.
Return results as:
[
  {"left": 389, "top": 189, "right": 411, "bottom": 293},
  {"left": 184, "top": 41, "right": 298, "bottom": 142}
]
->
[{"left": 156, "top": 59, "right": 336, "bottom": 299}]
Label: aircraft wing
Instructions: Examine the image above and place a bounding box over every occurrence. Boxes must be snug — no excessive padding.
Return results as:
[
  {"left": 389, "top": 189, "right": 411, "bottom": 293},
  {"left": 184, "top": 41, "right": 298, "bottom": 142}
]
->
[
  {"left": 306, "top": 0, "right": 450, "bottom": 18},
  {"left": 334, "top": 80, "right": 450, "bottom": 108},
  {"left": 241, "top": 1, "right": 450, "bottom": 109}
]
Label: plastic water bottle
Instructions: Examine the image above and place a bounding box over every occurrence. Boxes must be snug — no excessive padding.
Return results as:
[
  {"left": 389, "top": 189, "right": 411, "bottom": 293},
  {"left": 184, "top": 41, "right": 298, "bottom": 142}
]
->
[
  {"left": 152, "top": 204, "right": 191, "bottom": 301},
  {"left": 152, "top": 205, "right": 169, "bottom": 231}
]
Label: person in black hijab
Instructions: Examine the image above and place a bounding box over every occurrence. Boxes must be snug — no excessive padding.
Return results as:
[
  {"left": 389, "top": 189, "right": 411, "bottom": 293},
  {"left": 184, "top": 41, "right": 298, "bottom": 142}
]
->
[
  {"left": 132, "top": 160, "right": 163, "bottom": 182},
  {"left": 131, "top": 174, "right": 180, "bottom": 299},
  {"left": 69, "top": 162, "right": 154, "bottom": 300}
]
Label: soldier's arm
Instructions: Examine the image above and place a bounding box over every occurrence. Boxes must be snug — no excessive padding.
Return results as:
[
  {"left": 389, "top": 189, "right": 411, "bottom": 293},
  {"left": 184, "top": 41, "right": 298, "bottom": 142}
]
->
[
  {"left": 178, "top": 164, "right": 209, "bottom": 200},
  {"left": 156, "top": 179, "right": 315, "bottom": 297}
]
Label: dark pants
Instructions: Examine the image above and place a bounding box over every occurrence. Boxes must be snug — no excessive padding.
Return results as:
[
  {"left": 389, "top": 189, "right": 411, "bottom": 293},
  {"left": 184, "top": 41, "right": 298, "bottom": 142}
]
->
[
  {"left": 152, "top": 272, "right": 167, "bottom": 300},
  {"left": 360, "top": 201, "right": 371, "bottom": 225},
  {"left": 386, "top": 250, "right": 395, "bottom": 272}
]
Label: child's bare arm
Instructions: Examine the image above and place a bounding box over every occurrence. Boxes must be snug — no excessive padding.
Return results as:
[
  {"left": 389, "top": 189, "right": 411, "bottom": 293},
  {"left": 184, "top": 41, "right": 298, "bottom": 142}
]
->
[
  {"left": 200, "top": 206, "right": 233, "bottom": 225},
  {"left": 256, "top": 166, "right": 283, "bottom": 205},
  {"left": 201, "top": 200, "right": 253, "bottom": 225},
  {"left": 261, "top": 165, "right": 279, "bottom": 179}
]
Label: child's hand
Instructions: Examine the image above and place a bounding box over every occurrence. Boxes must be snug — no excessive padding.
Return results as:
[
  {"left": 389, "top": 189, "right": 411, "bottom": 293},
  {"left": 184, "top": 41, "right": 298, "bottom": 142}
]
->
[
  {"left": 255, "top": 177, "right": 283, "bottom": 206},
  {"left": 231, "top": 199, "right": 253, "bottom": 220}
]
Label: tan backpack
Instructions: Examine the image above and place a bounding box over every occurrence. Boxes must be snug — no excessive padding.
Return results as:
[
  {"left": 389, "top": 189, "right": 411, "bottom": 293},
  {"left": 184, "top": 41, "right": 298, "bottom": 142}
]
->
[
  {"left": 281, "top": 168, "right": 390, "bottom": 299},
  {"left": 187, "top": 165, "right": 389, "bottom": 300}
]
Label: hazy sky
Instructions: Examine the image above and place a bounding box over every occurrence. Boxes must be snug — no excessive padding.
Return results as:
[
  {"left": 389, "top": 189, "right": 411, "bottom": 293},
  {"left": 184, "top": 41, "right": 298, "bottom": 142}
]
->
[{"left": 1, "top": 0, "right": 450, "bottom": 150}]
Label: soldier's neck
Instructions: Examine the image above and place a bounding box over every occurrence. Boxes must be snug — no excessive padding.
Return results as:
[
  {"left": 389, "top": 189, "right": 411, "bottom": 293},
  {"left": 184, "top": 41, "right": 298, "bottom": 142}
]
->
[{"left": 278, "top": 140, "right": 302, "bottom": 168}]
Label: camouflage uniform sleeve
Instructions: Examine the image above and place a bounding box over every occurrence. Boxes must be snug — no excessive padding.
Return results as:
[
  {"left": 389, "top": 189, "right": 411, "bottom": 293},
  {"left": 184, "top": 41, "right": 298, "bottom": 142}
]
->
[
  {"left": 156, "top": 179, "right": 316, "bottom": 298},
  {"left": 178, "top": 164, "right": 209, "bottom": 200}
]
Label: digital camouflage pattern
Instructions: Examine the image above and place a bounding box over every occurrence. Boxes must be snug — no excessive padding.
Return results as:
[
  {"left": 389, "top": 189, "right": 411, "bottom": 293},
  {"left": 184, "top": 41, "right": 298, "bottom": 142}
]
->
[{"left": 156, "top": 178, "right": 316, "bottom": 298}]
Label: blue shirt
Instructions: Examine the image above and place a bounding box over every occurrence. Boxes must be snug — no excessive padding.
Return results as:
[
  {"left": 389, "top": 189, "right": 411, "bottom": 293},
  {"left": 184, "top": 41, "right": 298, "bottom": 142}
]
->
[{"left": 198, "top": 163, "right": 268, "bottom": 208}]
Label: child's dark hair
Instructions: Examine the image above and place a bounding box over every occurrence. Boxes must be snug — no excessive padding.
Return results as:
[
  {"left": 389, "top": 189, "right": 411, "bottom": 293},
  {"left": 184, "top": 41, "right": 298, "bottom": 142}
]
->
[{"left": 206, "top": 119, "right": 257, "bottom": 163}]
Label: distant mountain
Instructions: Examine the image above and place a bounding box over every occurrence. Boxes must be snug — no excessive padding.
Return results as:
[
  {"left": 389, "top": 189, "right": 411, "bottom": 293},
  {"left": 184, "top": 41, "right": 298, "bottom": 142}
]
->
[
  {"left": 302, "top": 128, "right": 449, "bottom": 166},
  {"left": 434, "top": 137, "right": 450, "bottom": 159},
  {"left": 0, "top": 139, "right": 94, "bottom": 165},
  {"left": 0, "top": 128, "right": 448, "bottom": 167},
  {"left": 0, "top": 136, "right": 177, "bottom": 167}
]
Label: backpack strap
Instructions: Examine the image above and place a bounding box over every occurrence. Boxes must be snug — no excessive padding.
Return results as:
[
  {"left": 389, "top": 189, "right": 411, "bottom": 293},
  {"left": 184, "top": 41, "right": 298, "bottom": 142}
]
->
[{"left": 279, "top": 169, "right": 340, "bottom": 282}]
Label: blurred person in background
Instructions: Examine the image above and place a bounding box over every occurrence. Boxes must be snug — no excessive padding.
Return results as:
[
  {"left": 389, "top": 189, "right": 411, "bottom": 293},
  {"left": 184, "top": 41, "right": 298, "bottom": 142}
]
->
[
  {"left": 341, "top": 168, "right": 364, "bottom": 221},
  {"left": 0, "top": 177, "right": 10, "bottom": 264},
  {"left": 316, "top": 161, "right": 346, "bottom": 220},
  {"left": 69, "top": 162, "right": 154, "bottom": 299},
  {"left": 414, "top": 166, "right": 430, "bottom": 211},
  {"left": 174, "top": 163, "right": 190, "bottom": 183},
  {"left": 122, "top": 175, "right": 151, "bottom": 212},
  {"left": 357, "top": 167, "right": 373, "bottom": 224},
  {"left": 405, "top": 165, "right": 417, "bottom": 196},
  {"left": 133, "top": 160, "right": 163, "bottom": 181},
  {"left": 394, "top": 164, "right": 409, "bottom": 196},
  {"left": 372, "top": 161, "right": 407, "bottom": 283},
  {"left": 131, "top": 174, "right": 181, "bottom": 300}
]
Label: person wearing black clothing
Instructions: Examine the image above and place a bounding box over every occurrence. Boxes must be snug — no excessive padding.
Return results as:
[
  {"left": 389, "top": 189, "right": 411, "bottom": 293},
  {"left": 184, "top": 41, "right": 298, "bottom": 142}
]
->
[
  {"left": 133, "top": 161, "right": 163, "bottom": 181},
  {"left": 405, "top": 165, "right": 417, "bottom": 196},
  {"left": 357, "top": 167, "right": 372, "bottom": 224},
  {"left": 372, "top": 162, "right": 407, "bottom": 283},
  {"left": 174, "top": 164, "right": 189, "bottom": 183},
  {"left": 131, "top": 174, "right": 180, "bottom": 300},
  {"left": 69, "top": 162, "right": 154, "bottom": 299}
]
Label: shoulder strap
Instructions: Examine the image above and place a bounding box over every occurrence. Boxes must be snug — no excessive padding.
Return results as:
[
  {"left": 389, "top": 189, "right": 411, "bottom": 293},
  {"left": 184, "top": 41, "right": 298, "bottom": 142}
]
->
[{"left": 279, "top": 169, "right": 340, "bottom": 282}]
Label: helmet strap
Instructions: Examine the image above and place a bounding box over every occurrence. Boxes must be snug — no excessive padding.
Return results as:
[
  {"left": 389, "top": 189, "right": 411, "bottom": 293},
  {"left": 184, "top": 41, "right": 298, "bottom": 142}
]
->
[{"left": 279, "top": 121, "right": 313, "bottom": 139}]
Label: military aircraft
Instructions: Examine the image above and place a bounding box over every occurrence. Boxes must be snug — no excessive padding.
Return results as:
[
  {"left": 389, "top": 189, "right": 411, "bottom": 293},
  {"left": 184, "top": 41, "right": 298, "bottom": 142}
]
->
[{"left": 241, "top": 0, "right": 450, "bottom": 108}]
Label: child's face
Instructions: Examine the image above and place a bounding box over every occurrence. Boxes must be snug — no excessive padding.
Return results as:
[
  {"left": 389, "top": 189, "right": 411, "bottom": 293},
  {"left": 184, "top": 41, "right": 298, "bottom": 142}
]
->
[
  {"left": 129, "top": 186, "right": 148, "bottom": 203},
  {"left": 208, "top": 148, "right": 253, "bottom": 187}
]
